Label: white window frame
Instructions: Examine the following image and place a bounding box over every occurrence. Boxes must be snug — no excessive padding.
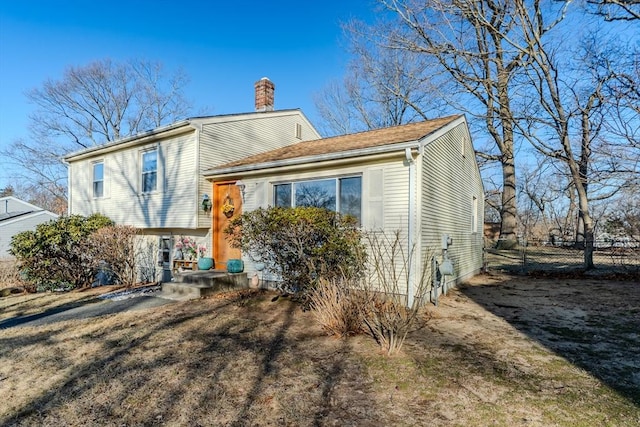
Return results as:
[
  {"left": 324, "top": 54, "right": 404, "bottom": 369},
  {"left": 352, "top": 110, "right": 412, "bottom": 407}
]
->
[
  {"left": 92, "top": 160, "right": 104, "bottom": 198},
  {"left": 141, "top": 148, "right": 158, "bottom": 194},
  {"left": 273, "top": 174, "right": 363, "bottom": 224}
]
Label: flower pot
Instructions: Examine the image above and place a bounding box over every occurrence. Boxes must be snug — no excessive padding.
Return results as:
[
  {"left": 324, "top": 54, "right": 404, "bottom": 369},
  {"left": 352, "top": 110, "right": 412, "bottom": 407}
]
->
[
  {"left": 226, "top": 259, "right": 244, "bottom": 273},
  {"left": 198, "top": 257, "right": 214, "bottom": 270}
]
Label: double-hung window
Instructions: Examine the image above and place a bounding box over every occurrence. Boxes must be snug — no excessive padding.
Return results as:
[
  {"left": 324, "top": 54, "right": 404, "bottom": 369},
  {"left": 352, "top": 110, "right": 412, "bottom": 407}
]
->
[
  {"left": 93, "top": 161, "right": 104, "bottom": 198},
  {"left": 274, "top": 175, "right": 362, "bottom": 224},
  {"left": 142, "top": 149, "right": 158, "bottom": 193}
]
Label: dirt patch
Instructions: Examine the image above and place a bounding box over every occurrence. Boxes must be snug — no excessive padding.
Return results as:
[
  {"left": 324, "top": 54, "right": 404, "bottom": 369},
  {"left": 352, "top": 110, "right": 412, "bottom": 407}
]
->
[{"left": 0, "top": 276, "right": 638, "bottom": 426}]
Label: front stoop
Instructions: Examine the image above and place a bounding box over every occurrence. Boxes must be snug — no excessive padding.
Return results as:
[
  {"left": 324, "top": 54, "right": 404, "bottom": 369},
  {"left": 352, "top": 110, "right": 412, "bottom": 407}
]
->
[{"left": 160, "top": 270, "right": 248, "bottom": 300}]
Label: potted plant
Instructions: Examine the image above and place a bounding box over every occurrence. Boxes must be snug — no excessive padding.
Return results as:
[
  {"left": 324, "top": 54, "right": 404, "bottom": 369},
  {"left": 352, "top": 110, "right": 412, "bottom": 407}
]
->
[
  {"left": 177, "top": 236, "right": 197, "bottom": 260},
  {"left": 197, "top": 244, "right": 214, "bottom": 270}
]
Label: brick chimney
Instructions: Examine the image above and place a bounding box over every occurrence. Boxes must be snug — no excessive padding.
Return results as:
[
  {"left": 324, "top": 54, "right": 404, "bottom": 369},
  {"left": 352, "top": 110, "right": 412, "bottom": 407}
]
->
[{"left": 254, "top": 77, "right": 275, "bottom": 112}]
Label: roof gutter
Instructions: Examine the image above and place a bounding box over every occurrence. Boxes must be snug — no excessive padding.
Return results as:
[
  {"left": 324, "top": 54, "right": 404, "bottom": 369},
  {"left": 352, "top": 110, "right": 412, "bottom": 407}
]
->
[{"left": 203, "top": 140, "right": 424, "bottom": 179}]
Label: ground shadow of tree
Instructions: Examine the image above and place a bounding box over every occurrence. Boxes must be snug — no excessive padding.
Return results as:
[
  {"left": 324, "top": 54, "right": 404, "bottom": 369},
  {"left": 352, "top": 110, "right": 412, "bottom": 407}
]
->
[
  {"left": 1, "top": 292, "right": 382, "bottom": 426},
  {"left": 457, "top": 273, "right": 640, "bottom": 405}
]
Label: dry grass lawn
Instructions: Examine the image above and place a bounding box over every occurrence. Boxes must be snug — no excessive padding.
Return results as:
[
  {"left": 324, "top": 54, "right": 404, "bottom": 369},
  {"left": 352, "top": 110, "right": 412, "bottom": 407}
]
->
[{"left": 1, "top": 273, "right": 638, "bottom": 426}]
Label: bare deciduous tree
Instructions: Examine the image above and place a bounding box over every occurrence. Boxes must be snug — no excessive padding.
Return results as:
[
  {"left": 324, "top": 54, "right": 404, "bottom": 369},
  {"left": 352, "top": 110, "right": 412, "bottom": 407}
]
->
[
  {"left": 365, "top": 0, "right": 571, "bottom": 248},
  {"left": 516, "top": 19, "right": 639, "bottom": 268},
  {"left": 586, "top": 0, "right": 640, "bottom": 21},
  {"left": 314, "top": 24, "right": 438, "bottom": 137},
  {"left": 1, "top": 58, "right": 191, "bottom": 208},
  {"left": 26, "top": 58, "right": 190, "bottom": 149}
]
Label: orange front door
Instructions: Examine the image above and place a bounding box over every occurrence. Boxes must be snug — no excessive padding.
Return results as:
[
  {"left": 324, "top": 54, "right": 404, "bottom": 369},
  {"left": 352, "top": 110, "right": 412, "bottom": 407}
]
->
[{"left": 213, "top": 182, "right": 242, "bottom": 270}]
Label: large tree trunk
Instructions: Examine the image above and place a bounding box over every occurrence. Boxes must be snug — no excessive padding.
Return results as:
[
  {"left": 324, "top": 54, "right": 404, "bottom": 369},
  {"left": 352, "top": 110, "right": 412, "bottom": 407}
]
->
[
  {"left": 495, "top": 65, "right": 518, "bottom": 249},
  {"left": 498, "top": 154, "right": 518, "bottom": 249},
  {"left": 577, "top": 190, "right": 595, "bottom": 269},
  {"left": 567, "top": 129, "right": 595, "bottom": 269}
]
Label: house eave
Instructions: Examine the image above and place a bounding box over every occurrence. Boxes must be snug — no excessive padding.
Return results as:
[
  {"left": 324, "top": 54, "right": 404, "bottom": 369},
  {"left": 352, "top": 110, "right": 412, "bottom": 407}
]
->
[
  {"left": 203, "top": 141, "right": 423, "bottom": 180},
  {"left": 63, "top": 109, "right": 320, "bottom": 163},
  {"left": 63, "top": 121, "right": 197, "bottom": 162},
  {"left": 0, "top": 210, "right": 59, "bottom": 227}
]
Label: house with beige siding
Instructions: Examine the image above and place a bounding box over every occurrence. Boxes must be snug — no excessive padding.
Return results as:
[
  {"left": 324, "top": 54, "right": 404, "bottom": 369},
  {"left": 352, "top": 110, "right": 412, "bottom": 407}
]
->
[
  {"left": 64, "top": 78, "right": 321, "bottom": 282},
  {"left": 0, "top": 197, "right": 59, "bottom": 257},
  {"left": 203, "top": 115, "right": 484, "bottom": 305}
]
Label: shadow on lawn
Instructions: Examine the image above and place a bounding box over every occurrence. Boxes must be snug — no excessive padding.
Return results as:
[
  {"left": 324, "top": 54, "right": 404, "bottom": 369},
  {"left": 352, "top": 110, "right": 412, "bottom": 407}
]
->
[
  {"left": 458, "top": 272, "right": 640, "bottom": 406},
  {"left": 2, "top": 291, "right": 379, "bottom": 426}
]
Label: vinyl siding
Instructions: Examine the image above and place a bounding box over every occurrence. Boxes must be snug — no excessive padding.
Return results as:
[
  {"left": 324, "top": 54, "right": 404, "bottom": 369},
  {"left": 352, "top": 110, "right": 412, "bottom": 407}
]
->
[
  {"left": 69, "top": 130, "right": 199, "bottom": 229},
  {"left": 208, "top": 117, "right": 483, "bottom": 300},
  {"left": 67, "top": 111, "right": 319, "bottom": 231},
  {"left": 196, "top": 112, "right": 320, "bottom": 228},
  {"left": 419, "top": 122, "right": 484, "bottom": 288},
  {"left": 226, "top": 156, "right": 411, "bottom": 284}
]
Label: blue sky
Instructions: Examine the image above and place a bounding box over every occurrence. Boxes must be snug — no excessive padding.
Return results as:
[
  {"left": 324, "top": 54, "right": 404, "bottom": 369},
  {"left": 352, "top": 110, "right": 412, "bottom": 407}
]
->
[{"left": 0, "top": 1, "right": 378, "bottom": 189}]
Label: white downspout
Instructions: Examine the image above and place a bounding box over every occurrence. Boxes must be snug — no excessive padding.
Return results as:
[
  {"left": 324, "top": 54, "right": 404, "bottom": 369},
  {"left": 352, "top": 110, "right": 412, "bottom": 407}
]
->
[{"left": 405, "top": 147, "right": 417, "bottom": 308}]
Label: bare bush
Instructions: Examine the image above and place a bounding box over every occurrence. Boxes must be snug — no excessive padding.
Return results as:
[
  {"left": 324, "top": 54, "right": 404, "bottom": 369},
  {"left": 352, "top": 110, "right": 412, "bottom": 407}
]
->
[
  {"left": 89, "top": 225, "right": 139, "bottom": 287},
  {"left": 308, "top": 230, "right": 435, "bottom": 355},
  {"left": 136, "top": 238, "right": 159, "bottom": 283},
  {"left": 360, "top": 231, "right": 435, "bottom": 355},
  {"left": 308, "top": 278, "right": 366, "bottom": 337},
  {"left": 0, "top": 258, "right": 26, "bottom": 291}
]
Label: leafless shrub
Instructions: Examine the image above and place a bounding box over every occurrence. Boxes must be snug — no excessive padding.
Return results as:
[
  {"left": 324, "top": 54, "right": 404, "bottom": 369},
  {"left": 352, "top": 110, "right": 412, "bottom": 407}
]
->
[
  {"left": 0, "top": 258, "right": 27, "bottom": 291},
  {"left": 308, "top": 277, "right": 366, "bottom": 337},
  {"left": 89, "top": 225, "right": 139, "bottom": 287},
  {"left": 360, "top": 231, "right": 435, "bottom": 355},
  {"left": 308, "top": 230, "right": 435, "bottom": 355},
  {"left": 136, "top": 238, "right": 159, "bottom": 283}
]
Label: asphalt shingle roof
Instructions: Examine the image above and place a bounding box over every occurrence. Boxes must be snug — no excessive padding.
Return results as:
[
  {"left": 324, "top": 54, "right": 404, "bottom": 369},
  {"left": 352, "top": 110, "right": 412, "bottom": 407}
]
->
[{"left": 218, "top": 115, "right": 462, "bottom": 169}]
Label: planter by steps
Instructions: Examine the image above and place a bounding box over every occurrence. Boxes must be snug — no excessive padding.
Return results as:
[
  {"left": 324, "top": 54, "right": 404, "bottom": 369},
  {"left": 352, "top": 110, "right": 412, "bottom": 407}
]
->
[
  {"left": 197, "top": 257, "right": 214, "bottom": 270},
  {"left": 227, "top": 259, "right": 244, "bottom": 273}
]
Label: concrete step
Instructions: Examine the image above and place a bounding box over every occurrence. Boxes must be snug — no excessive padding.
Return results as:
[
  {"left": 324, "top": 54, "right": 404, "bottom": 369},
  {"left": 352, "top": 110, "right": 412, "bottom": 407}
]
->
[{"left": 161, "top": 271, "right": 248, "bottom": 300}]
